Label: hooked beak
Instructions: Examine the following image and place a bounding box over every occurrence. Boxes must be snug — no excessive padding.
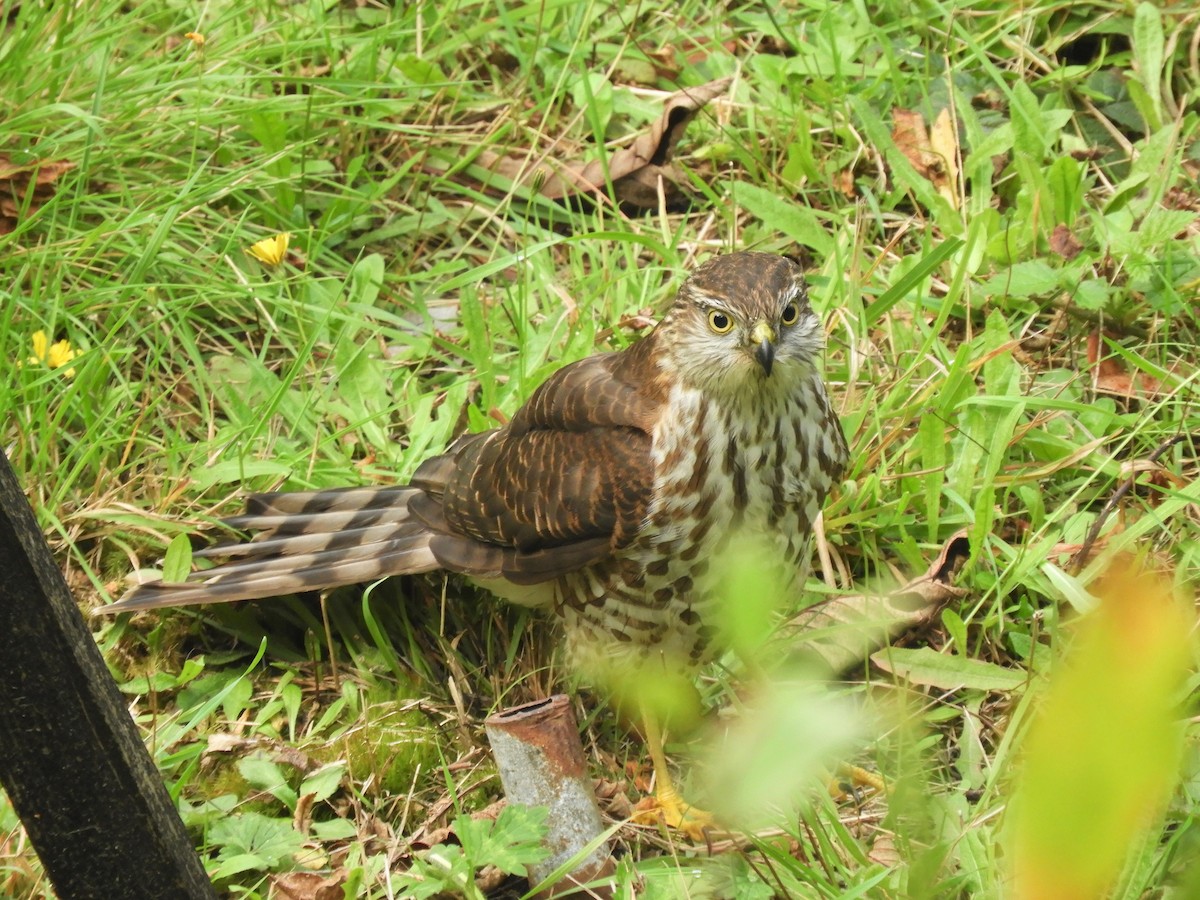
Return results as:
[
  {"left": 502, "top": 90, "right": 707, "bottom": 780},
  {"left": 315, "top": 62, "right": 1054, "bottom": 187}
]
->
[{"left": 750, "top": 320, "right": 776, "bottom": 377}]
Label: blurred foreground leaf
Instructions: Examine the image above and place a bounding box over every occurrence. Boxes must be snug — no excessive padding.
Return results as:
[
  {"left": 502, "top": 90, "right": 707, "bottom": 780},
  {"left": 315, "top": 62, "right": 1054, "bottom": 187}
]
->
[
  {"left": 1008, "top": 562, "right": 1194, "bottom": 900},
  {"left": 701, "top": 674, "right": 863, "bottom": 829}
]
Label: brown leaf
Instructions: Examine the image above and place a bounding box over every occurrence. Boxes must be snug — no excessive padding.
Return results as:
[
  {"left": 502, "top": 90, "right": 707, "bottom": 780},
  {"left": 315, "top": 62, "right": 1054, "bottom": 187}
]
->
[
  {"left": 892, "top": 108, "right": 959, "bottom": 207},
  {"left": 891, "top": 109, "right": 931, "bottom": 173},
  {"left": 270, "top": 870, "right": 348, "bottom": 900},
  {"left": 835, "top": 167, "right": 856, "bottom": 197},
  {"left": 1049, "top": 224, "right": 1083, "bottom": 260},
  {"left": 626, "top": 759, "right": 653, "bottom": 794},
  {"left": 1086, "top": 330, "right": 1163, "bottom": 398},
  {"left": 411, "top": 823, "right": 453, "bottom": 851},
  {"left": 475, "top": 865, "right": 509, "bottom": 893},
  {"left": 205, "top": 733, "right": 256, "bottom": 754},
  {"left": 0, "top": 154, "right": 74, "bottom": 235},
  {"left": 869, "top": 834, "right": 901, "bottom": 867},
  {"left": 593, "top": 777, "right": 634, "bottom": 819},
  {"left": 476, "top": 77, "right": 731, "bottom": 210},
  {"left": 788, "top": 531, "right": 971, "bottom": 675},
  {"left": 293, "top": 792, "right": 316, "bottom": 836}
]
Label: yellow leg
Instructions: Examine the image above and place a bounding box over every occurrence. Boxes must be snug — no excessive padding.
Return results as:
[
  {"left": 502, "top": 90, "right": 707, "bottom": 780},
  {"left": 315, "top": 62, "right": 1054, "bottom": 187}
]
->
[{"left": 632, "top": 712, "right": 716, "bottom": 840}]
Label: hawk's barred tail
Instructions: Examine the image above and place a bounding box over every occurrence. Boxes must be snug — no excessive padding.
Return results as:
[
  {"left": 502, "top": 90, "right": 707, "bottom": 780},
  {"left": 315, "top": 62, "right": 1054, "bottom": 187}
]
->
[{"left": 102, "top": 486, "right": 439, "bottom": 613}]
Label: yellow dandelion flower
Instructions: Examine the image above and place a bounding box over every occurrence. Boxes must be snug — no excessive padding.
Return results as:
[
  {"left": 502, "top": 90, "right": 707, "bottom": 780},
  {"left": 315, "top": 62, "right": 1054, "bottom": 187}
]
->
[
  {"left": 25, "top": 330, "right": 79, "bottom": 377},
  {"left": 247, "top": 233, "right": 290, "bottom": 267},
  {"left": 184, "top": 32, "right": 206, "bottom": 46}
]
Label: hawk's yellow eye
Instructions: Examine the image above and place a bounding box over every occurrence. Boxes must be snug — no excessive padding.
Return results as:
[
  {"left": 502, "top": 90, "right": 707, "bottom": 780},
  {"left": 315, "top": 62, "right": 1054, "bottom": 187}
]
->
[
  {"left": 781, "top": 302, "right": 800, "bottom": 326},
  {"left": 707, "top": 310, "right": 734, "bottom": 334}
]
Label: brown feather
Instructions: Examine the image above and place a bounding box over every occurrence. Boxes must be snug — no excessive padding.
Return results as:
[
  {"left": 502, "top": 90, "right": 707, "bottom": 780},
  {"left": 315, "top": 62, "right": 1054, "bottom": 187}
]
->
[
  {"left": 102, "top": 248, "right": 845, "bottom": 692},
  {"left": 105, "top": 318, "right": 668, "bottom": 610}
]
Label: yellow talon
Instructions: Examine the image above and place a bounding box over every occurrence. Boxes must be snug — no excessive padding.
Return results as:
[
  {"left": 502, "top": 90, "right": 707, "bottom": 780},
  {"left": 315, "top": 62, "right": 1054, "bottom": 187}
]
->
[
  {"left": 631, "top": 710, "right": 718, "bottom": 840},
  {"left": 829, "top": 762, "right": 887, "bottom": 801},
  {"left": 633, "top": 783, "right": 716, "bottom": 841}
]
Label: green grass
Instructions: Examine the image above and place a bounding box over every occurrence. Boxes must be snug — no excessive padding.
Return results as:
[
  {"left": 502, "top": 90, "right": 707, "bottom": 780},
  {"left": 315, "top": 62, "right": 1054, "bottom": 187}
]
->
[{"left": 3, "top": 0, "right": 1199, "bottom": 897}]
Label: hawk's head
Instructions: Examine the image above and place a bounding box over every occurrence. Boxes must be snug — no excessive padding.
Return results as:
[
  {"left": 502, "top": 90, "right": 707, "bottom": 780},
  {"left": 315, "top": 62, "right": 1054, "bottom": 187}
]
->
[{"left": 660, "top": 252, "right": 825, "bottom": 396}]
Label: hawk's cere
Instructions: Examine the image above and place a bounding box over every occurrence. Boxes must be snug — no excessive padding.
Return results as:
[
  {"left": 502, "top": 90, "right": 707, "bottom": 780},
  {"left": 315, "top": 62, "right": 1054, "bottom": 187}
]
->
[{"left": 103, "top": 251, "right": 849, "bottom": 835}]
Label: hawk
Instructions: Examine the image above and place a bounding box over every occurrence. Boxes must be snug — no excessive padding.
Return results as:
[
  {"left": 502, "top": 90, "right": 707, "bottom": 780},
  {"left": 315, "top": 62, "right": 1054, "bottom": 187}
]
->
[{"left": 104, "top": 251, "right": 849, "bottom": 835}]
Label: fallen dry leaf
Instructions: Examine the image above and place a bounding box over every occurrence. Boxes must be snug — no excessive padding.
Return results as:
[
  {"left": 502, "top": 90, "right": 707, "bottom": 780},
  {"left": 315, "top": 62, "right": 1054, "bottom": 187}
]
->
[
  {"left": 1049, "top": 223, "right": 1084, "bottom": 260},
  {"left": 835, "top": 167, "right": 856, "bottom": 198},
  {"left": 593, "top": 777, "right": 635, "bottom": 819},
  {"left": 0, "top": 153, "right": 74, "bottom": 235},
  {"left": 626, "top": 759, "right": 654, "bottom": 794},
  {"left": 891, "top": 109, "right": 930, "bottom": 172},
  {"left": 270, "top": 870, "right": 348, "bottom": 900},
  {"left": 891, "top": 108, "right": 959, "bottom": 207},
  {"left": 202, "top": 733, "right": 317, "bottom": 774},
  {"left": 1164, "top": 184, "right": 1200, "bottom": 214},
  {"left": 1086, "top": 330, "right": 1163, "bottom": 399},
  {"left": 476, "top": 77, "right": 730, "bottom": 210},
  {"left": 868, "top": 833, "right": 902, "bottom": 867},
  {"left": 475, "top": 865, "right": 509, "bottom": 893},
  {"left": 788, "top": 531, "right": 971, "bottom": 675}
]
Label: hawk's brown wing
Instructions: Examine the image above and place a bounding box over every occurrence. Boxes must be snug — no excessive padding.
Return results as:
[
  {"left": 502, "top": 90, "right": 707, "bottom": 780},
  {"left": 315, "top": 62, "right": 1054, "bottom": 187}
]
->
[
  {"left": 102, "top": 336, "right": 664, "bottom": 610},
  {"left": 411, "top": 338, "right": 664, "bottom": 583}
]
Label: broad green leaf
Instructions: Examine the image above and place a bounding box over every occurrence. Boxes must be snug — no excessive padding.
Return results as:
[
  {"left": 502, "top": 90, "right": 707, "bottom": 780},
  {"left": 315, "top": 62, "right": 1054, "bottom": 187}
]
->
[
  {"left": 1042, "top": 563, "right": 1097, "bottom": 613},
  {"left": 986, "top": 260, "right": 1060, "bottom": 299},
  {"left": 187, "top": 458, "right": 294, "bottom": 490},
  {"left": 221, "top": 673, "right": 255, "bottom": 724},
  {"left": 311, "top": 818, "right": 358, "bottom": 841},
  {"left": 238, "top": 755, "right": 298, "bottom": 811},
  {"left": 1009, "top": 81, "right": 1049, "bottom": 160},
  {"left": 1136, "top": 208, "right": 1197, "bottom": 248},
  {"left": 281, "top": 681, "right": 302, "bottom": 739},
  {"left": 161, "top": 532, "right": 193, "bottom": 583},
  {"left": 735, "top": 183, "right": 833, "bottom": 257},
  {"left": 1073, "top": 279, "right": 1110, "bottom": 310},
  {"left": 1132, "top": 3, "right": 1164, "bottom": 131},
  {"left": 394, "top": 54, "right": 448, "bottom": 87},
  {"left": 1047, "top": 156, "right": 1084, "bottom": 225},
  {"left": 208, "top": 812, "right": 304, "bottom": 878},
  {"left": 454, "top": 805, "right": 549, "bottom": 876},
  {"left": 348, "top": 253, "right": 385, "bottom": 309},
  {"left": 299, "top": 762, "right": 346, "bottom": 804},
  {"left": 871, "top": 647, "right": 1029, "bottom": 692},
  {"left": 941, "top": 608, "right": 968, "bottom": 652},
  {"left": 572, "top": 72, "right": 614, "bottom": 136}
]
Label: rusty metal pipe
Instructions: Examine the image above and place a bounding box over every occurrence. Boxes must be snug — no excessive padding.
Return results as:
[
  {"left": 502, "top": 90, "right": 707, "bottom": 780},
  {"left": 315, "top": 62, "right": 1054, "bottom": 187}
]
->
[{"left": 484, "top": 695, "right": 614, "bottom": 897}]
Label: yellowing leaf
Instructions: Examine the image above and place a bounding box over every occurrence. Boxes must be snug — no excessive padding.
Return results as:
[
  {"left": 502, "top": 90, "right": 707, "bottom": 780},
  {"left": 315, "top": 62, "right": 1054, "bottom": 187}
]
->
[
  {"left": 929, "top": 107, "right": 960, "bottom": 208},
  {"left": 1007, "top": 563, "right": 1193, "bottom": 900},
  {"left": 246, "top": 232, "right": 290, "bottom": 266}
]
